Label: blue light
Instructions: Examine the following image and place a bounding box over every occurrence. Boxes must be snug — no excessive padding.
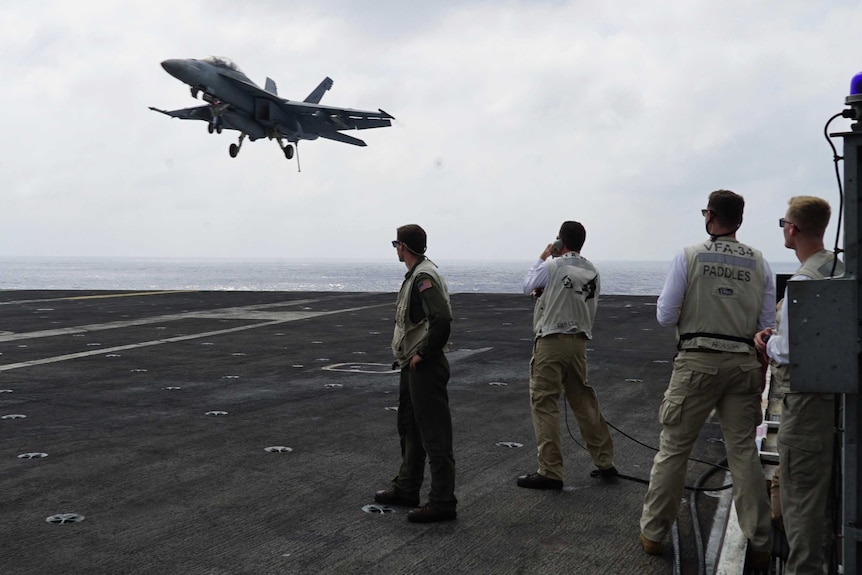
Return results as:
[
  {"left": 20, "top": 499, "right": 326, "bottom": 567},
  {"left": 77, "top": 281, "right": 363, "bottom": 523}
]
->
[{"left": 851, "top": 72, "right": 862, "bottom": 96}]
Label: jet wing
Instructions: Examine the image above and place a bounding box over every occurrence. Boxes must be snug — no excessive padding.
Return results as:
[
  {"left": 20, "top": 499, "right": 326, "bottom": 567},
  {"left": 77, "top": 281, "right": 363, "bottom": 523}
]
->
[
  {"left": 149, "top": 105, "right": 213, "bottom": 122},
  {"left": 289, "top": 102, "right": 394, "bottom": 131},
  {"left": 212, "top": 69, "right": 393, "bottom": 129}
]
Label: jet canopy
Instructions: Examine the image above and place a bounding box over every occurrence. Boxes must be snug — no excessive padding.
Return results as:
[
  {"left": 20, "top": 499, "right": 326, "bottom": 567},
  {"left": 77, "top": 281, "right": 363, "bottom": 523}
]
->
[{"left": 202, "top": 56, "right": 242, "bottom": 73}]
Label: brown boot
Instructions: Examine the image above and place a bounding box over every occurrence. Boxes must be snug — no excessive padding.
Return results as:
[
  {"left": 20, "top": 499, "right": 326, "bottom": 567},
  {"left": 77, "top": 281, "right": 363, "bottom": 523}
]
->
[{"left": 639, "top": 533, "right": 663, "bottom": 556}]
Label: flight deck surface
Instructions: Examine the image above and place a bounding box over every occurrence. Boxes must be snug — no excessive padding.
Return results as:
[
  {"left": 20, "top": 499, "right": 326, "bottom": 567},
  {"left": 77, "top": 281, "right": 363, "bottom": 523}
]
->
[{"left": 0, "top": 291, "right": 738, "bottom": 574}]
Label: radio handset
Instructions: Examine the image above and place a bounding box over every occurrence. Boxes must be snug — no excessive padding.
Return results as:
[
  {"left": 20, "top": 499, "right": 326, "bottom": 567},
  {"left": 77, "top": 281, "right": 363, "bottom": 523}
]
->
[{"left": 550, "top": 240, "right": 564, "bottom": 257}]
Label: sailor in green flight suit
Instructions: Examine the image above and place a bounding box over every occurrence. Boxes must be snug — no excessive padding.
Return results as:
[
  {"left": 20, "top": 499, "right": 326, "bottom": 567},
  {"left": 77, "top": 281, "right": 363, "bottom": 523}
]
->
[{"left": 374, "top": 224, "right": 457, "bottom": 523}]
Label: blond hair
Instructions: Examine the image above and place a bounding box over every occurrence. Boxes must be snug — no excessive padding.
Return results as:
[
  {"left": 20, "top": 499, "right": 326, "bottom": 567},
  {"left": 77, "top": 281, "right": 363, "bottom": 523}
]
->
[{"left": 787, "top": 196, "right": 831, "bottom": 237}]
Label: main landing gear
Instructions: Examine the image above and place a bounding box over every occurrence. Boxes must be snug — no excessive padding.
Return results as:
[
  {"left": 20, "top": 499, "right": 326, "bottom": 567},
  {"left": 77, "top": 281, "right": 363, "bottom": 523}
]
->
[
  {"left": 229, "top": 133, "right": 246, "bottom": 158},
  {"left": 226, "top": 133, "right": 301, "bottom": 171}
]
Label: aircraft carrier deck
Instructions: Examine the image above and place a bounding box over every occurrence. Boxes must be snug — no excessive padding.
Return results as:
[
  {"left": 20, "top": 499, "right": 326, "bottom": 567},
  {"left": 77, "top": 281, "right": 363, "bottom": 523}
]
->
[{"left": 0, "top": 291, "right": 756, "bottom": 574}]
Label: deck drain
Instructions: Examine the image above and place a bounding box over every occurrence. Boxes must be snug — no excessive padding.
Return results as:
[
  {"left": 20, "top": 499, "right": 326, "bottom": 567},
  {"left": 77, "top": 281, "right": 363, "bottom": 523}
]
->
[
  {"left": 205, "top": 411, "right": 228, "bottom": 416},
  {"left": 311, "top": 341, "right": 323, "bottom": 344},
  {"left": 625, "top": 378, "right": 643, "bottom": 383},
  {"left": 292, "top": 365, "right": 304, "bottom": 368},
  {"left": 18, "top": 452, "right": 48, "bottom": 459},
  {"left": 264, "top": 446, "right": 293, "bottom": 453},
  {"left": 385, "top": 406, "right": 398, "bottom": 412},
  {"left": 222, "top": 375, "right": 240, "bottom": 379},
  {"left": 164, "top": 386, "right": 182, "bottom": 391},
  {"left": 652, "top": 360, "right": 669, "bottom": 364},
  {"left": 488, "top": 382, "right": 508, "bottom": 387},
  {"left": 131, "top": 369, "right": 148, "bottom": 373},
  {"left": 200, "top": 342, "right": 214, "bottom": 346},
  {"left": 324, "top": 384, "right": 343, "bottom": 388},
  {"left": 231, "top": 353, "right": 247, "bottom": 356},
  {"left": 496, "top": 442, "right": 523, "bottom": 448},
  {"left": 315, "top": 358, "right": 330, "bottom": 362},
  {"left": 368, "top": 331, "right": 380, "bottom": 335},
  {"left": 352, "top": 351, "right": 367, "bottom": 355},
  {"left": 46, "top": 513, "right": 84, "bottom": 524},
  {"left": 0, "top": 389, "right": 13, "bottom": 394},
  {"left": 362, "top": 504, "right": 396, "bottom": 514},
  {"left": 86, "top": 343, "right": 102, "bottom": 347},
  {"left": 106, "top": 354, "right": 121, "bottom": 358},
  {"left": 2, "top": 414, "right": 26, "bottom": 420}
]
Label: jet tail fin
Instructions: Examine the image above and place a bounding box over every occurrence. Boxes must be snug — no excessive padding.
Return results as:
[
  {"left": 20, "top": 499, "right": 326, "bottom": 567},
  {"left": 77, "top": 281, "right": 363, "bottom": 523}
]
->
[
  {"left": 265, "top": 77, "right": 278, "bottom": 95},
  {"left": 304, "top": 77, "right": 334, "bottom": 104}
]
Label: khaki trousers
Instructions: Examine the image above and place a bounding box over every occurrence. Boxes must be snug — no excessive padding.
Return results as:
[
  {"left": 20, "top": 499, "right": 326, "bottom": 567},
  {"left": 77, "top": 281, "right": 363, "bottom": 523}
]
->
[
  {"left": 779, "top": 392, "right": 836, "bottom": 575},
  {"left": 640, "top": 351, "right": 771, "bottom": 551},
  {"left": 529, "top": 334, "right": 614, "bottom": 481}
]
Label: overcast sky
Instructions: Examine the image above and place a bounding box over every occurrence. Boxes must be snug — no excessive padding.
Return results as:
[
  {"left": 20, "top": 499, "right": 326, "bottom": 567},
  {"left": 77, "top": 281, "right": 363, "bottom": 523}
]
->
[{"left": 2, "top": 0, "right": 859, "bottom": 264}]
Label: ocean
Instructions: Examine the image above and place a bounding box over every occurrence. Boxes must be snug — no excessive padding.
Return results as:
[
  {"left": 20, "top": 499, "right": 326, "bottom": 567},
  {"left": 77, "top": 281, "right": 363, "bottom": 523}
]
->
[{"left": 0, "top": 257, "right": 801, "bottom": 295}]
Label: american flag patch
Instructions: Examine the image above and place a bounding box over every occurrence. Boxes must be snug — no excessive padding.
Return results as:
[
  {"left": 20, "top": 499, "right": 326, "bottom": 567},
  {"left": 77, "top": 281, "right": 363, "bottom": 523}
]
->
[{"left": 417, "top": 279, "right": 433, "bottom": 292}]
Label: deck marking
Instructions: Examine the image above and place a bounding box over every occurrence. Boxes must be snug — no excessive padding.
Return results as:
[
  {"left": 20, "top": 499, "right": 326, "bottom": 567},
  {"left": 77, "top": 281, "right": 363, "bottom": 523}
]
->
[
  {"left": 0, "top": 299, "right": 326, "bottom": 343},
  {"left": 0, "top": 303, "right": 388, "bottom": 372},
  {"left": 0, "top": 291, "right": 194, "bottom": 306}
]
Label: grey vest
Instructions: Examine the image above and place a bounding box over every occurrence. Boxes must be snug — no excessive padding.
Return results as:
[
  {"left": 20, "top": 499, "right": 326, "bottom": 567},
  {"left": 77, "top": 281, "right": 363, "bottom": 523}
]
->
[
  {"left": 677, "top": 237, "right": 765, "bottom": 353},
  {"left": 533, "top": 253, "right": 599, "bottom": 339},
  {"left": 391, "top": 259, "right": 451, "bottom": 365}
]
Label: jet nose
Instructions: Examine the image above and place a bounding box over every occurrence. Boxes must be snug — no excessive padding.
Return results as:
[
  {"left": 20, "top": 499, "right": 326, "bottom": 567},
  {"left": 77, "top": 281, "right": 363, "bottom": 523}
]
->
[{"left": 160, "top": 59, "right": 185, "bottom": 79}]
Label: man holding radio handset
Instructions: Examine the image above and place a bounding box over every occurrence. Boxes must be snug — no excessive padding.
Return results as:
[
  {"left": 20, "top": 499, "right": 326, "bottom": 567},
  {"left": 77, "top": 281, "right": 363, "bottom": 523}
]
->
[{"left": 519, "top": 221, "right": 617, "bottom": 490}]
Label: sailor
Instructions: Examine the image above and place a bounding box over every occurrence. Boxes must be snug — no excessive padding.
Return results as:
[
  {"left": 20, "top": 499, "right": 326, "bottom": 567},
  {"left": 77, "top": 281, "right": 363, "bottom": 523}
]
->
[
  {"left": 517, "top": 220, "right": 616, "bottom": 490},
  {"left": 754, "top": 196, "right": 843, "bottom": 575},
  {"left": 373, "top": 224, "right": 457, "bottom": 523},
  {"left": 639, "top": 190, "right": 774, "bottom": 571}
]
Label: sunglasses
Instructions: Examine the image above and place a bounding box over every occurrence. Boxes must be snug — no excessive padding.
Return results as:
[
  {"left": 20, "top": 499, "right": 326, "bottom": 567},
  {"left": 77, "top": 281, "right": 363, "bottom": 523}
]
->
[
  {"left": 779, "top": 218, "right": 802, "bottom": 232},
  {"left": 391, "top": 240, "right": 401, "bottom": 248}
]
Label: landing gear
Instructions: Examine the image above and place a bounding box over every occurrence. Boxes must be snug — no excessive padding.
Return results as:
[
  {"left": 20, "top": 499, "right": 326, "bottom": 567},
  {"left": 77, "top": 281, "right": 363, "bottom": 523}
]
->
[
  {"left": 275, "top": 136, "right": 299, "bottom": 170},
  {"left": 229, "top": 133, "right": 246, "bottom": 158},
  {"left": 208, "top": 116, "right": 223, "bottom": 134}
]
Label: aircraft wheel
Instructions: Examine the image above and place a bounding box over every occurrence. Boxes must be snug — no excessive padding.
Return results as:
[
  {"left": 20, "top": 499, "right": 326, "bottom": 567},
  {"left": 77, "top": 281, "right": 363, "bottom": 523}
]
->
[
  {"left": 284, "top": 145, "right": 294, "bottom": 160},
  {"left": 207, "top": 123, "right": 214, "bottom": 134},
  {"left": 216, "top": 125, "right": 223, "bottom": 134},
  {"left": 229, "top": 144, "right": 239, "bottom": 158}
]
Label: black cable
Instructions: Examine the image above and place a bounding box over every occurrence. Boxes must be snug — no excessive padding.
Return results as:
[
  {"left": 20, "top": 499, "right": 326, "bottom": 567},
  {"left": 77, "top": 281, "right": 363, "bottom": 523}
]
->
[
  {"left": 562, "top": 397, "right": 733, "bottom": 492},
  {"left": 823, "top": 112, "right": 845, "bottom": 278}
]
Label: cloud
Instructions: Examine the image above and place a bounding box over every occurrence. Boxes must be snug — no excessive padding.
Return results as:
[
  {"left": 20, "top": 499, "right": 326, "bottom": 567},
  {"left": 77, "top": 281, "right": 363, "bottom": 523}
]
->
[{"left": 0, "top": 0, "right": 859, "bottom": 265}]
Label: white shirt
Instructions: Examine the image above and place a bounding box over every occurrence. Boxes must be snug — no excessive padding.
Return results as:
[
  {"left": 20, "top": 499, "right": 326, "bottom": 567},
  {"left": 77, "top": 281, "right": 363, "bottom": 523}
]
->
[
  {"left": 766, "top": 275, "right": 812, "bottom": 366},
  {"left": 523, "top": 258, "right": 550, "bottom": 294},
  {"left": 656, "top": 249, "right": 776, "bottom": 330}
]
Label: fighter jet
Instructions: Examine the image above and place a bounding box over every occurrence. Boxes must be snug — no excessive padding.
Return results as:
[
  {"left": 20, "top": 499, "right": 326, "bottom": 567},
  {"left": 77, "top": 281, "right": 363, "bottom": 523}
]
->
[{"left": 149, "top": 56, "right": 394, "bottom": 170}]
